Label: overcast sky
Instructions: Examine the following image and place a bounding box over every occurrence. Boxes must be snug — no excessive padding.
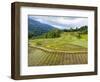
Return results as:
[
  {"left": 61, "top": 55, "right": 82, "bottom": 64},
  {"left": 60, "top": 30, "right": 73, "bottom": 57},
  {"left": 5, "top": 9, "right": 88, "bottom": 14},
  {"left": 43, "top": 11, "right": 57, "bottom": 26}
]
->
[{"left": 29, "top": 15, "right": 88, "bottom": 29}]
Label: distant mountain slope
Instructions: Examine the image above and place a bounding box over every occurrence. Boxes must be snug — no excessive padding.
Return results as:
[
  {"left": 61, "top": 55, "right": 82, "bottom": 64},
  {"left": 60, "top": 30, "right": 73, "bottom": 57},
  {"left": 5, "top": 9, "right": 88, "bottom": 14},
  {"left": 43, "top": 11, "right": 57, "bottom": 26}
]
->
[{"left": 28, "top": 17, "right": 55, "bottom": 37}]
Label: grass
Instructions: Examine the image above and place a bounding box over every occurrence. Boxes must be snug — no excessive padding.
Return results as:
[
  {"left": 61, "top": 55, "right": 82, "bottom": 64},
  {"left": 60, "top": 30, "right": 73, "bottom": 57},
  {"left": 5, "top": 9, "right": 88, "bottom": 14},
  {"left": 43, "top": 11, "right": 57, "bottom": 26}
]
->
[{"left": 29, "top": 32, "right": 88, "bottom": 52}]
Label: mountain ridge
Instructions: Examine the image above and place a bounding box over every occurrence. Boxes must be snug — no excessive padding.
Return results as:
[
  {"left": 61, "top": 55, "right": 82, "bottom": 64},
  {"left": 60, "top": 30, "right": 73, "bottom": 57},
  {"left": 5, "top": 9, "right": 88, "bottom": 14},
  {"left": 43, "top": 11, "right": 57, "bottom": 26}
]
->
[{"left": 28, "top": 17, "right": 55, "bottom": 37}]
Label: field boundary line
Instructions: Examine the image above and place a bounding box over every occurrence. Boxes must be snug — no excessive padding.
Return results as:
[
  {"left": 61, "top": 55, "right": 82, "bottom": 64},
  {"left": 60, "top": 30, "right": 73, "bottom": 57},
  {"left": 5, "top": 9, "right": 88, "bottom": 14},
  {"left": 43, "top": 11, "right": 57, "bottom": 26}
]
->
[{"left": 30, "top": 46, "right": 87, "bottom": 54}]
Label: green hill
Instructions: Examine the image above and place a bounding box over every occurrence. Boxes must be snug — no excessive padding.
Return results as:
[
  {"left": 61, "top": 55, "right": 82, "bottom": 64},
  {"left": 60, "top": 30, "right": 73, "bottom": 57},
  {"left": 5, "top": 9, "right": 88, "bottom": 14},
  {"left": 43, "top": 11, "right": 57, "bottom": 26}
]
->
[{"left": 29, "top": 32, "right": 87, "bottom": 52}]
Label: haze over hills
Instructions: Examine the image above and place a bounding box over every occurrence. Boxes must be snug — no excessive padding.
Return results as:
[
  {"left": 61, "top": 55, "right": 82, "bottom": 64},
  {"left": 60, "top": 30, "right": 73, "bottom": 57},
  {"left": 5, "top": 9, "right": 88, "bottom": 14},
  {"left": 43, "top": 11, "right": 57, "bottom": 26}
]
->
[
  {"left": 29, "top": 16, "right": 88, "bottom": 29},
  {"left": 28, "top": 16, "right": 88, "bottom": 38},
  {"left": 28, "top": 16, "right": 56, "bottom": 37}
]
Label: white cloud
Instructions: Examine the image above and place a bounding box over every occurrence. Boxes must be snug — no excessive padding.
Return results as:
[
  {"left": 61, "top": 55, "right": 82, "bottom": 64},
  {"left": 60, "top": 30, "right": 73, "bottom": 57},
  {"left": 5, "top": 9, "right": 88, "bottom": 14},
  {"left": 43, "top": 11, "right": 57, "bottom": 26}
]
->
[{"left": 29, "top": 16, "right": 88, "bottom": 29}]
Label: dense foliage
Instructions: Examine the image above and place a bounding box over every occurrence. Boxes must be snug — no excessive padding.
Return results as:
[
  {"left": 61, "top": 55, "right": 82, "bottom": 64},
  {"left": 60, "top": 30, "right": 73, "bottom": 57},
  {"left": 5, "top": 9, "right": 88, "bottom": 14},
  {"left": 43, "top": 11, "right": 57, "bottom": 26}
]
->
[
  {"left": 63, "top": 26, "right": 88, "bottom": 33},
  {"left": 43, "top": 29, "right": 62, "bottom": 38}
]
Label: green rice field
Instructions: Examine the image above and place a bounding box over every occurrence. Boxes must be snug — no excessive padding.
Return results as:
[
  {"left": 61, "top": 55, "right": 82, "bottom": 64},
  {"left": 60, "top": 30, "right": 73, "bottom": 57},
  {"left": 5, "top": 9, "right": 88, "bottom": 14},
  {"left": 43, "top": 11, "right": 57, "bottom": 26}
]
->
[{"left": 28, "top": 32, "right": 88, "bottom": 66}]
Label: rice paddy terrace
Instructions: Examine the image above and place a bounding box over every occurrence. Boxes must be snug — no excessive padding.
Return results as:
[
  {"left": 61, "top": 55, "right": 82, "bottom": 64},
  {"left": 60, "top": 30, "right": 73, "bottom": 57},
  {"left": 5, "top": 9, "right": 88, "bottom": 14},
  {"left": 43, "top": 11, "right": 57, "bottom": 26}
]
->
[
  {"left": 28, "top": 32, "right": 88, "bottom": 66},
  {"left": 28, "top": 46, "right": 87, "bottom": 66}
]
